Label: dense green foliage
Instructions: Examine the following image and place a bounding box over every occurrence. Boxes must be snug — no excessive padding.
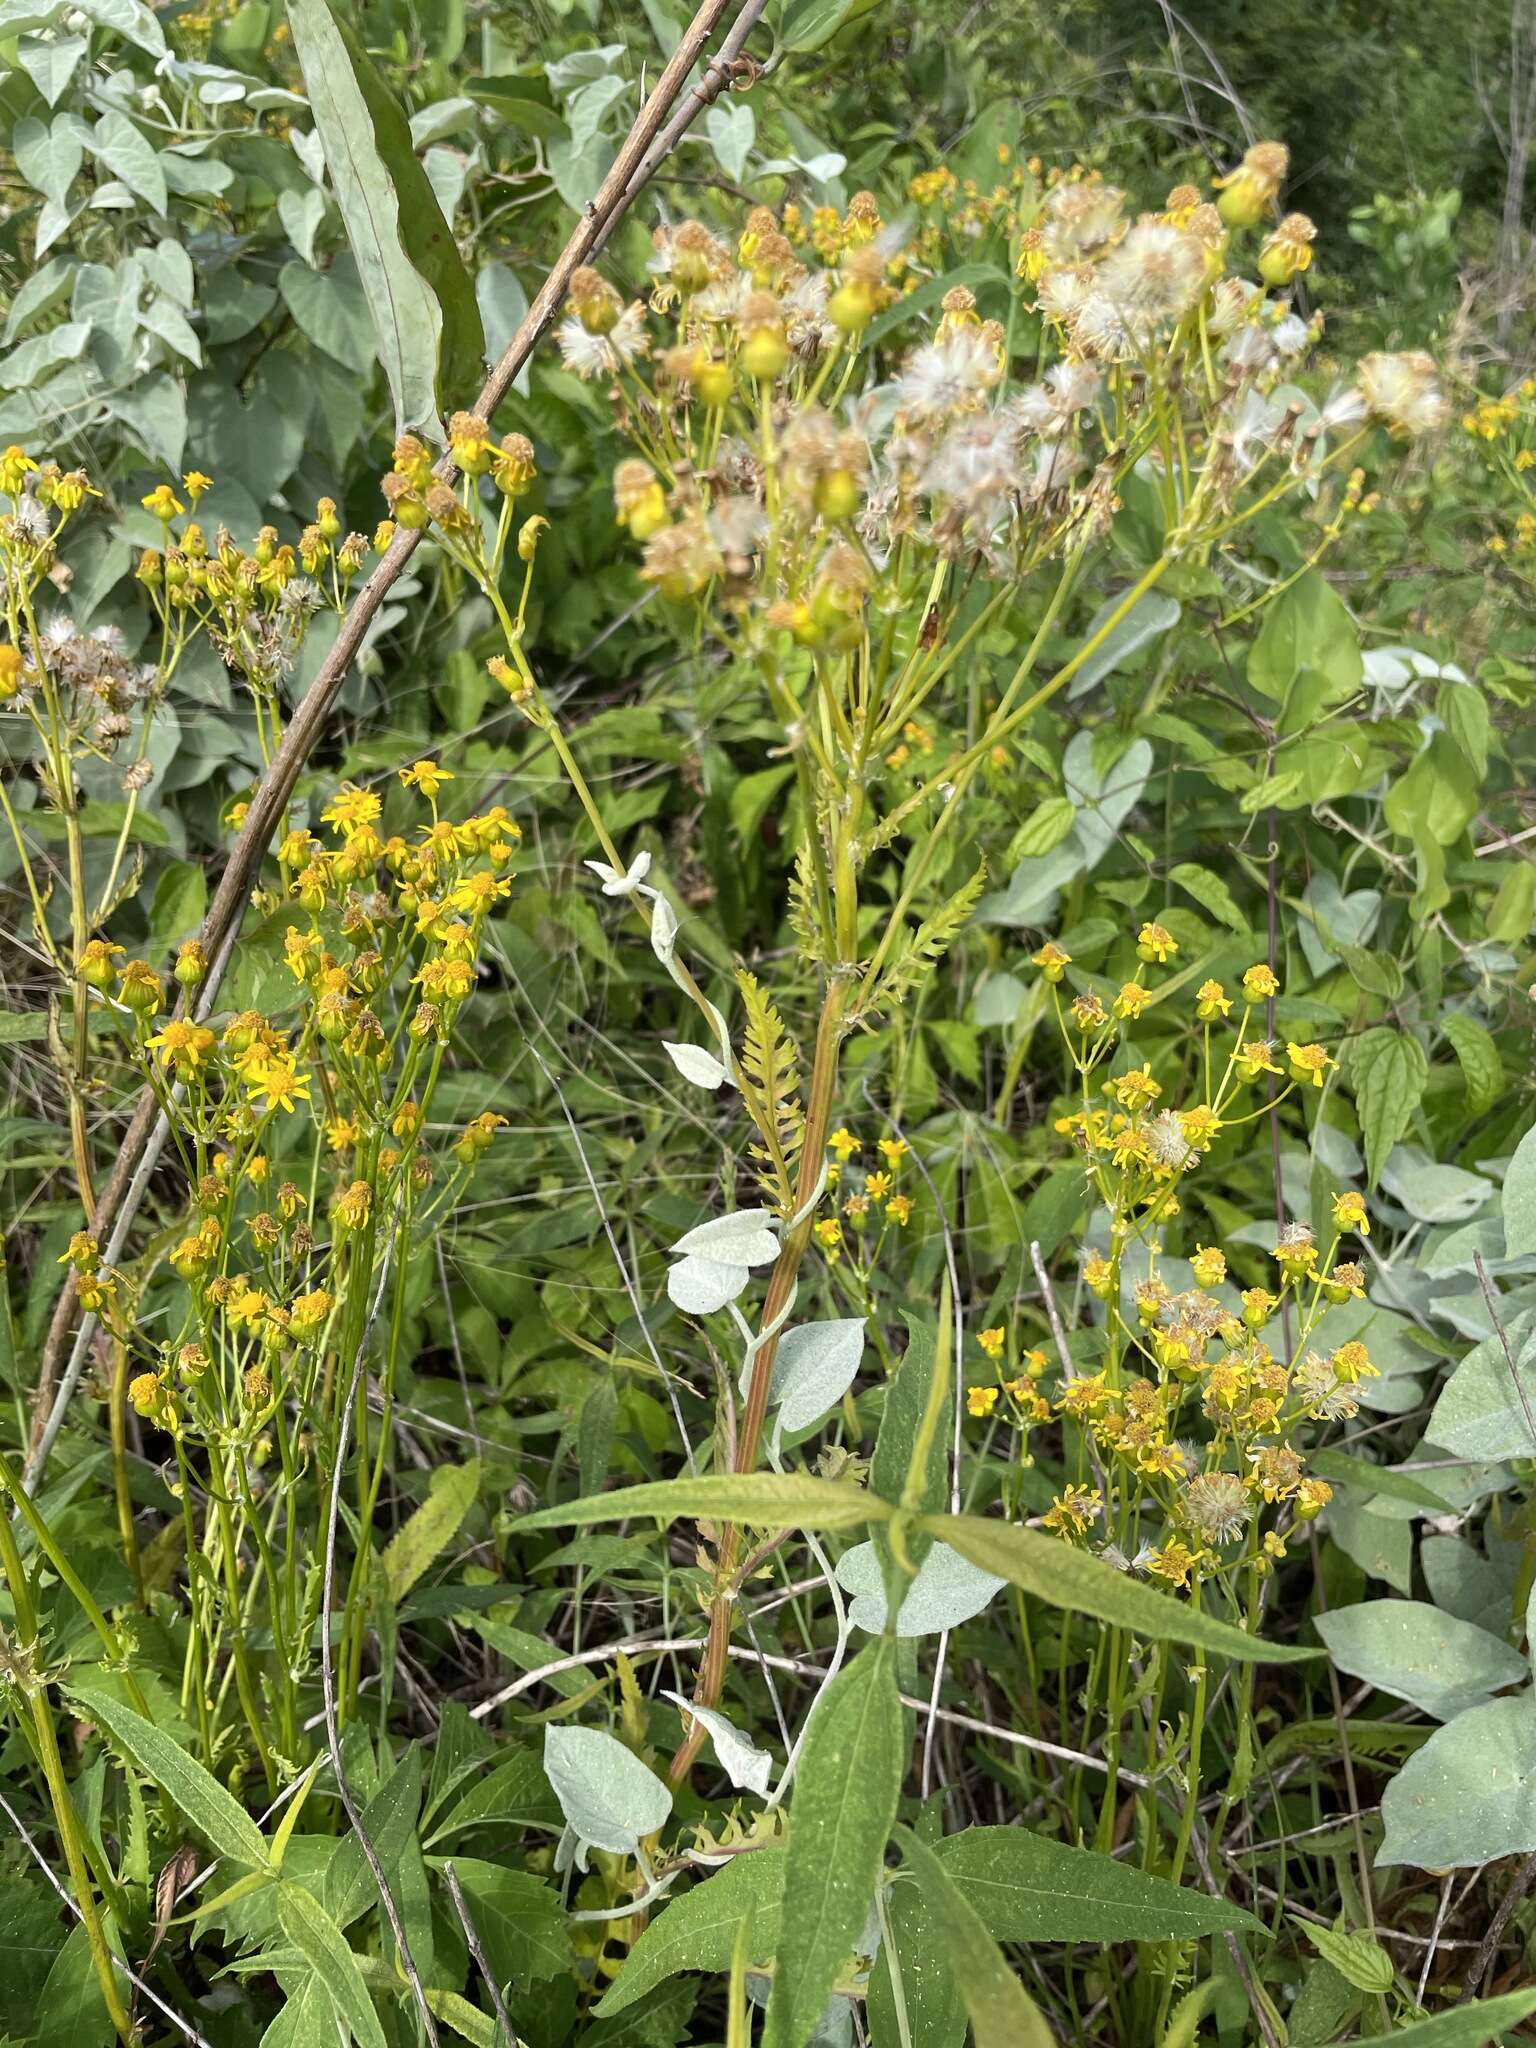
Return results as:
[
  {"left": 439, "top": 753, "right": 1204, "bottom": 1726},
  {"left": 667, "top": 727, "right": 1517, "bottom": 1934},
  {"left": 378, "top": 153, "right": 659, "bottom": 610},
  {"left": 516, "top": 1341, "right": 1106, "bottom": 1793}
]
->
[{"left": 2, "top": 2, "right": 1536, "bottom": 2045}]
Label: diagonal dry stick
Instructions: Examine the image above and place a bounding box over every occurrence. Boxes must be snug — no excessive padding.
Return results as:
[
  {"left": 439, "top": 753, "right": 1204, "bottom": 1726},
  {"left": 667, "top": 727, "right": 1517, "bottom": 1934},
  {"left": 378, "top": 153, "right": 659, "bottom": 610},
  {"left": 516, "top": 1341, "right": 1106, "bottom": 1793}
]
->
[{"left": 26, "top": 0, "right": 759, "bottom": 1485}]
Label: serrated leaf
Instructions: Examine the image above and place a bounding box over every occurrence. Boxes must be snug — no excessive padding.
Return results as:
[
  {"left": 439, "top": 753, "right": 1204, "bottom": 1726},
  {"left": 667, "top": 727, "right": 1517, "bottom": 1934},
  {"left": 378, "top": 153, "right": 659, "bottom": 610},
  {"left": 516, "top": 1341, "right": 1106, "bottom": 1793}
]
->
[
  {"left": 1168, "top": 862, "right": 1248, "bottom": 934},
  {"left": 382, "top": 1459, "right": 480, "bottom": 1601},
  {"left": 440, "top": 1857, "right": 569, "bottom": 1984},
  {"left": 286, "top": 0, "right": 443, "bottom": 434},
  {"left": 1441, "top": 1014, "right": 1502, "bottom": 1116},
  {"left": 929, "top": 1514, "right": 1314, "bottom": 1661},
  {"left": 66, "top": 1681, "right": 270, "bottom": 1870},
  {"left": 765, "top": 1639, "right": 903, "bottom": 2048},
  {"left": 1346, "top": 1028, "right": 1429, "bottom": 1188},
  {"left": 1295, "top": 1919, "right": 1395, "bottom": 1995}
]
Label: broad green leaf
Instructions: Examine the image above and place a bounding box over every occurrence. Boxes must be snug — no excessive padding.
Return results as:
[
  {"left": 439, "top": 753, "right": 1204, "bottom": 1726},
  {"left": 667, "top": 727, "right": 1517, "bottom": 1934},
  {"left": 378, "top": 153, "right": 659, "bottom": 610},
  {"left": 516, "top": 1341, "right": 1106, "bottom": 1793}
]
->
[
  {"left": 1248, "top": 569, "right": 1361, "bottom": 705},
  {"left": 89, "top": 108, "right": 168, "bottom": 213},
  {"left": 1007, "top": 794, "right": 1078, "bottom": 861},
  {"left": 1503, "top": 1123, "right": 1536, "bottom": 1258},
  {"left": 258, "top": 1972, "right": 332, "bottom": 2048},
  {"left": 424, "top": 1989, "right": 496, "bottom": 2048},
  {"left": 1384, "top": 734, "right": 1479, "bottom": 849},
  {"left": 1067, "top": 589, "right": 1182, "bottom": 700},
  {"left": 332, "top": 12, "right": 485, "bottom": 407},
  {"left": 742, "top": 1317, "right": 865, "bottom": 1433},
  {"left": 927, "top": 1515, "right": 1313, "bottom": 1661},
  {"left": 765, "top": 1639, "right": 903, "bottom": 2048},
  {"left": 1441, "top": 1014, "right": 1503, "bottom": 1116},
  {"left": 1062, "top": 730, "right": 1153, "bottom": 868},
  {"left": 440, "top": 1857, "right": 569, "bottom": 1984},
  {"left": 1168, "top": 862, "right": 1248, "bottom": 934},
  {"left": 1381, "top": 1988, "right": 1536, "bottom": 2044},
  {"left": 67, "top": 1681, "right": 269, "bottom": 1870},
  {"left": 1345, "top": 1027, "right": 1429, "bottom": 1188},
  {"left": 13, "top": 115, "right": 82, "bottom": 207},
  {"left": 543, "top": 1725, "right": 671, "bottom": 1859},
  {"left": 148, "top": 860, "right": 207, "bottom": 949},
  {"left": 276, "top": 1883, "right": 387, "bottom": 2048},
  {"left": 424, "top": 1747, "right": 561, "bottom": 1844},
  {"left": 1426, "top": 1309, "right": 1536, "bottom": 1463},
  {"left": 517, "top": 1472, "right": 887, "bottom": 1533},
  {"left": 1488, "top": 861, "right": 1536, "bottom": 946},
  {"left": 894, "top": 1828, "right": 1055, "bottom": 2047},
  {"left": 595, "top": 1851, "right": 785, "bottom": 2017},
  {"left": 1295, "top": 1919, "right": 1395, "bottom": 1996},
  {"left": 0, "top": 1008, "right": 47, "bottom": 1044},
  {"left": 935, "top": 1827, "right": 1263, "bottom": 1941},
  {"left": 382, "top": 1459, "right": 481, "bottom": 1601},
  {"left": 1378, "top": 1695, "right": 1536, "bottom": 1868},
  {"left": 1316, "top": 1599, "right": 1526, "bottom": 1723},
  {"left": 286, "top": 0, "right": 442, "bottom": 434},
  {"left": 32, "top": 1922, "right": 109, "bottom": 2048}
]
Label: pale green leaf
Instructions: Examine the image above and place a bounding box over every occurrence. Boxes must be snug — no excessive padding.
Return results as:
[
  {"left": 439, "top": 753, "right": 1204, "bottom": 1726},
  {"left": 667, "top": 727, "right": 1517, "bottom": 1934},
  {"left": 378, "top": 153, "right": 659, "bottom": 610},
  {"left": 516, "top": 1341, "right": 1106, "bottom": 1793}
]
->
[
  {"left": 518, "top": 1472, "right": 887, "bottom": 1534},
  {"left": 1315, "top": 1600, "right": 1526, "bottom": 1722},
  {"left": 936, "top": 1826, "right": 1263, "bottom": 1941},
  {"left": 1378, "top": 1695, "right": 1536, "bottom": 1868},
  {"left": 595, "top": 1852, "right": 784, "bottom": 2017},
  {"left": 382, "top": 1459, "right": 481, "bottom": 1602}
]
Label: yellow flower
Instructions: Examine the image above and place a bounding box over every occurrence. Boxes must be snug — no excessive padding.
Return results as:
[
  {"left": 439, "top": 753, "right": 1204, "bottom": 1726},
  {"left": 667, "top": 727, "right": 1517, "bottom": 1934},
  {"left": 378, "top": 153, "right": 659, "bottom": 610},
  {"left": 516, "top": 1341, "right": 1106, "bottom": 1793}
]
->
[
  {"left": 1241, "top": 963, "right": 1279, "bottom": 1002},
  {"left": 1108, "top": 1063, "right": 1160, "bottom": 1110},
  {"left": 1331, "top": 1340, "right": 1377, "bottom": 1384},
  {"left": 1332, "top": 1189, "right": 1369, "bottom": 1236},
  {"left": 182, "top": 470, "right": 213, "bottom": 502},
  {"left": 864, "top": 1170, "right": 893, "bottom": 1201},
  {"left": 241, "top": 1052, "right": 311, "bottom": 1114},
  {"left": 400, "top": 759, "right": 455, "bottom": 798},
  {"left": 978, "top": 1326, "right": 1006, "bottom": 1360},
  {"left": 1145, "top": 1540, "right": 1198, "bottom": 1589},
  {"left": 1190, "top": 1244, "right": 1226, "bottom": 1288},
  {"left": 967, "top": 1385, "right": 999, "bottom": 1418},
  {"left": 1178, "top": 1105, "right": 1223, "bottom": 1148},
  {"left": 321, "top": 785, "right": 383, "bottom": 836},
  {"left": 1136, "top": 922, "right": 1178, "bottom": 964},
  {"left": 1114, "top": 982, "right": 1150, "bottom": 1020},
  {"left": 0, "top": 446, "right": 38, "bottom": 495},
  {"left": 1286, "top": 1041, "right": 1335, "bottom": 1088},
  {"left": 1195, "top": 979, "right": 1230, "bottom": 1021},
  {"left": 1235, "top": 1039, "right": 1281, "bottom": 1082},
  {"left": 829, "top": 1127, "right": 861, "bottom": 1161},
  {"left": 145, "top": 1020, "right": 216, "bottom": 1074},
  {"left": 884, "top": 1193, "right": 912, "bottom": 1225},
  {"left": 448, "top": 870, "right": 511, "bottom": 916},
  {"left": 142, "top": 483, "right": 184, "bottom": 521},
  {"left": 877, "top": 1138, "right": 909, "bottom": 1167},
  {"left": 334, "top": 1180, "right": 372, "bottom": 1231},
  {"left": 1032, "top": 940, "right": 1072, "bottom": 983},
  {"left": 814, "top": 1217, "right": 843, "bottom": 1247}
]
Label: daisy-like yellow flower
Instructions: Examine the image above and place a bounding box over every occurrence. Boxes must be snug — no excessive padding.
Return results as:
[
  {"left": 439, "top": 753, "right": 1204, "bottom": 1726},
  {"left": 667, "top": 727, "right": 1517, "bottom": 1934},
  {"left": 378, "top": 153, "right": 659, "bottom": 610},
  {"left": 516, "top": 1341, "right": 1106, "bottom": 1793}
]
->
[
  {"left": 242, "top": 1052, "right": 312, "bottom": 1114},
  {"left": 864, "top": 1170, "right": 893, "bottom": 1201},
  {"left": 142, "top": 483, "right": 184, "bottom": 521},
  {"left": 978, "top": 1326, "right": 1006, "bottom": 1360},
  {"left": 145, "top": 1020, "right": 216, "bottom": 1074},
  {"left": 885, "top": 1193, "right": 912, "bottom": 1225},
  {"left": 1195, "top": 979, "right": 1230, "bottom": 1021},
  {"left": 1241, "top": 963, "right": 1279, "bottom": 1002},
  {"left": 1032, "top": 940, "right": 1072, "bottom": 983},
  {"left": 1136, "top": 921, "right": 1178, "bottom": 963},
  {"left": 1114, "top": 981, "right": 1150, "bottom": 1020},
  {"left": 967, "top": 1385, "right": 999, "bottom": 1417},
  {"left": 1190, "top": 1244, "right": 1226, "bottom": 1288},
  {"left": 1332, "top": 1189, "right": 1369, "bottom": 1237},
  {"left": 1179, "top": 1105, "right": 1223, "bottom": 1148},
  {"left": 1235, "top": 1039, "right": 1282, "bottom": 1081},
  {"left": 334, "top": 1180, "right": 372, "bottom": 1231},
  {"left": 321, "top": 785, "right": 383, "bottom": 836},
  {"left": 1286, "top": 1041, "right": 1335, "bottom": 1088},
  {"left": 448, "top": 870, "right": 511, "bottom": 916},
  {"left": 1108, "top": 1063, "right": 1160, "bottom": 1110},
  {"left": 400, "top": 759, "right": 455, "bottom": 798},
  {"left": 829, "top": 1127, "right": 861, "bottom": 1161},
  {"left": 183, "top": 470, "right": 213, "bottom": 502},
  {"left": 1145, "top": 1540, "right": 1198, "bottom": 1589},
  {"left": 877, "top": 1137, "right": 909, "bottom": 1167}
]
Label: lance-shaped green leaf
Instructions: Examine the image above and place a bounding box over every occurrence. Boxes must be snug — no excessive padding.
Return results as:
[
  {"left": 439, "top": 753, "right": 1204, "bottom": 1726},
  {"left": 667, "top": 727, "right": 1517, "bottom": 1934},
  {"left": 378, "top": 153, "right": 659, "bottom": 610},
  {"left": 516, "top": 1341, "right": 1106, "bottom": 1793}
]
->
[
  {"left": 594, "top": 1851, "right": 786, "bottom": 2017},
  {"left": 925, "top": 1514, "right": 1315, "bottom": 1662},
  {"left": 765, "top": 1639, "right": 904, "bottom": 2048},
  {"left": 276, "top": 1884, "right": 387, "bottom": 2048},
  {"left": 894, "top": 1827, "right": 1056, "bottom": 2047},
  {"left": 331, "top": 11, "right": 485, "bottom": 407},
  {"left": 67, "top": 1680, "right": 270, "bottom": 1869},
  {"left": 518, "top": 1472, "right": 888, "bottom": 1533},
  {"left": 286, "top": 0, "right": 442, "bottom": 436},
  {"left": 1378, "top": 1989, "right": 1536, "bottom": 2045},
  {"left": 934, "top": 1827, "right": 1261, "bottom": 1941}
]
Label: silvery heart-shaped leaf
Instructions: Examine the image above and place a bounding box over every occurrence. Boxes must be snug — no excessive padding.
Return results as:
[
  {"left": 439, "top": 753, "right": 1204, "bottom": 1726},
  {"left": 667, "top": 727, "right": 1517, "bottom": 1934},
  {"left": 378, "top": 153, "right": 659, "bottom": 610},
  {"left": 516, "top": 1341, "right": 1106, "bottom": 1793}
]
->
[
  {"left": 1380, "top": 1145, "right": 1493, "bottom": 1226},
  {"left": 1427, "top": 1309, "right": 1536, "bottom": 1462},
  {"left": 672, "top": 1211, "right": 781, "bottom": 1267},
  {"left": 668, "top": 1255, "right": 750, "bottom": 1315},
  {"left": 1067, "top": 590, "right": 1181, "bottom": 700},
  {"left": 649, "top": 892, "right": 678, "bottom": 966},
  {"left": 836, "top": 1538, "right": 1006, "bottom": 1636},
  {"left": 775, "top": 1319, "right": 866, "bottom": 1433},
  {"left": 1378, "top": 1695, "right": 1536, "bottom": 1868},
  {"left": 1297, "top": 869, "right": 1381, "bottom": 977},
  {"left": 663, "top": 1041, "right": 729, "bottom": 1090},
  {"left": 1061, "top": 730, "right": 1153, "bottom": 869},
  {"left": 1315, "top": 1599, "right": 1526, "bottom": 1722},
  {"left": 661, "top": 1692, "right": 772, "bottom": 1796},
  {"left": 543, "top": 1726, "right": 672, "bottom": 1866}
]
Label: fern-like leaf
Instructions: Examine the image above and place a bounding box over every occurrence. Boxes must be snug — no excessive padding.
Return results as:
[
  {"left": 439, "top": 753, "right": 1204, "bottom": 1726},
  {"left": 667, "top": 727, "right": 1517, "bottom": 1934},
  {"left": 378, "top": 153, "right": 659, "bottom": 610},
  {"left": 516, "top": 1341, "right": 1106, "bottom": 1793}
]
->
[
  {"left": 863, "top": 861, "right": 987, "bottom": 1016},
  {"left": 737, "top": 968, "right": 804, "bottom": 1212}
]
